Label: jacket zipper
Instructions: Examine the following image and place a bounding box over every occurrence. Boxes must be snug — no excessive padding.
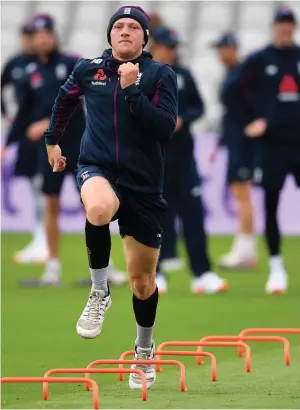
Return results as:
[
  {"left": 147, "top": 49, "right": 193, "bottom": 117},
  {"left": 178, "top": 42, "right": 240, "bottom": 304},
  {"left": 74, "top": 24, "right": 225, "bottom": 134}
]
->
[{"left": 113, "top": 78, "right": 120, "bottom": 172}]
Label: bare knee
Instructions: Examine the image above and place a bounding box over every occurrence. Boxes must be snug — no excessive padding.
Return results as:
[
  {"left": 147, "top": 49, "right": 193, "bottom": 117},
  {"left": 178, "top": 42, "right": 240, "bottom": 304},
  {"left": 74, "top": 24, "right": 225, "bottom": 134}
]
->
[
  {"left": 81, "top": 176, "right": 119, "bottom": 226},
  {"left": 231, "top": 183, "right": 252, "bottom": 205},
  {"left": 86, "top": 202, "right": 114, "bottom": 226},
  {"left": 129, "top": 269, "right": 156, "bottom": 300}
]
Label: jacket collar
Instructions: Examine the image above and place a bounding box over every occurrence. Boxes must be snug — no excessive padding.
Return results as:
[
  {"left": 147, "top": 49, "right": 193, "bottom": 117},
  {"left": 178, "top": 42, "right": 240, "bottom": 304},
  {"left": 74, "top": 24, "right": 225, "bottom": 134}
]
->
[{"left": 102, "top": 48, "right": 152, "bottom": 72}]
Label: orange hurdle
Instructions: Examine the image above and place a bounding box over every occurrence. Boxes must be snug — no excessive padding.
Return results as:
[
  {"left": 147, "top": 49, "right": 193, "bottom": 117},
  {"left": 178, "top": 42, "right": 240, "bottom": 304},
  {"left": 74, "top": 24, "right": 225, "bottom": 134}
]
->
[
  {"left": 196, "top": 336, "right": 290, "bottom": 366},
  {"left": 86, "top": 359, "right": 187, "bottom": 392},
  {"left": 43, "top": 368, "right": 147, "bottom": 401},
  {"left": 119, "top": 350, "right": 217, "bottom": 381},
  {"left": 238, "top": 328, "right": 300, "bottom": 357},
  {"left": 155, "top": 341, "right": 251, "bottom": 373},
  {"left": 1, "top": 377, "right": 99, "bottom": 409}
]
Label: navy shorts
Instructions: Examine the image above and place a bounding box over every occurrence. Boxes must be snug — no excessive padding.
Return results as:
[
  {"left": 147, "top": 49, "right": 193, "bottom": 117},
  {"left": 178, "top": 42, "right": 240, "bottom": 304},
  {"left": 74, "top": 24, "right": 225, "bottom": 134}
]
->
[
  {"left": 77, "top": 164, "right": 168, "bottom": 249},
  {"left": 227, "top": 138, "right": 256, "bottom": 184},
  {"left": 40, "top": 140, "right": 80, "bottom": 196},
  {"left": 255, "top": 143, "right": 300, "bottom": 191},
  {"left": 14, "top": 137, "right": 40, "bottom": 178}
]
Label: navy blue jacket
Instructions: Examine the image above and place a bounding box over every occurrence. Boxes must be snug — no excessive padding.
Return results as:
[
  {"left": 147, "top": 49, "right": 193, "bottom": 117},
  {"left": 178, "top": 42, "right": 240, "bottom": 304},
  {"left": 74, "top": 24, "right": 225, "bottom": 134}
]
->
[
  {"left": 45, "top": 49, "right": 178, "bottom": 193},
  {"left": 227, "top": 44, "right": 300, "bottom": 147},
  {"left": 165, "top": 65, "right": 204, "bottom": 165},
  {"left": 219, "top": 63, "right": 252, "bottom": 148},
  {"left": 6, "top": 51, "right": 86, "bottom": 146},
  {"left": 1, "top": 52, "right": 34, "bottom": 116}
]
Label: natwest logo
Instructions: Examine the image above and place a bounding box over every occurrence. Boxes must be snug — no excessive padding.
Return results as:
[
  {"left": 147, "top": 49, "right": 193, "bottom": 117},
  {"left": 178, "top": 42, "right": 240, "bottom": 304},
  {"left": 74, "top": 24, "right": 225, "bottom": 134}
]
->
[{"left": 94, "top": 69, "right": 107, "bottom": 81}]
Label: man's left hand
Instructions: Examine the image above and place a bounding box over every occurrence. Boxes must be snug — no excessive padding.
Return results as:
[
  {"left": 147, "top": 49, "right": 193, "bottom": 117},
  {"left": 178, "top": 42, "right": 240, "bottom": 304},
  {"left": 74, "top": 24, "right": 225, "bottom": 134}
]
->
[
  {"left": 27, "top": 119, "right": 49, "bottom": 141},
  {"left": 118, "top": 62, "right": 139, "bottom": 89}
]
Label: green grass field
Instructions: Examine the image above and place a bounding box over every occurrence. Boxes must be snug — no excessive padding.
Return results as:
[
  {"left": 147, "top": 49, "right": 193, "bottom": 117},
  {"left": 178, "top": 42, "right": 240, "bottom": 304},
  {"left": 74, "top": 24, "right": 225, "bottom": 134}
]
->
[{"left": 1, "top": 233, "right": 300, "bottom": 409}]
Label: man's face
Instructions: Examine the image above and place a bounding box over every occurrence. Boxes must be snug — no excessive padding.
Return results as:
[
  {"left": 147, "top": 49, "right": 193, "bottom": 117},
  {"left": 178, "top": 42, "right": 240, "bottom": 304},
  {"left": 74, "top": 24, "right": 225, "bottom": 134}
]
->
[
  {"left": 111, "top": 18, "right": 144, "bottom": 60},
  {"left": 152, "top": 43, "right": 177, "bottom": 65},
  {"left": 20, "top": 33, "right": 34, "bottom": 55},
  {"left": 216, "top": 45, "right": 238, "bottom": 66},
  {"left": 31, "top": 29, "right": 56, "bottom": 55},
  {"left": 273, "top": 21, "right": 295, "bottom": 47}
]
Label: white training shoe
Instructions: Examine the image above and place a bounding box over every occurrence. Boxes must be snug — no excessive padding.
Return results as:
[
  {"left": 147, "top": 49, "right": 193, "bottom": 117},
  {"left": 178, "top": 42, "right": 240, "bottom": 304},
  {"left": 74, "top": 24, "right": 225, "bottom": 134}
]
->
[
  {"left": 107, "top": 265, "right": 127, "bottom": 285},
  {"left": 219, "top": 251, "right": 257, "bottom": 269},
  {"left": 191, "top": 272, "right": 229, "bottom": 294},
  {"left": 13, "top": 242, "right": 49, "bottom": 265},
  {"left": 76, "top": 290, "right": 112, "bottom": 339},
  {"left": 265, "top": 258, "right": 288, "bottom": 294},
  {"left": 40, "top": 259, "right": 61, "bottom": 286},
  {"left": 161, "top": 257, "right": 184, "bottom": 271},
  {"left": 156, "top": 275, "right": 168, "bottom": 295},
  {"left": 129, "top": 344, "right": 156, "bottom": 390}
]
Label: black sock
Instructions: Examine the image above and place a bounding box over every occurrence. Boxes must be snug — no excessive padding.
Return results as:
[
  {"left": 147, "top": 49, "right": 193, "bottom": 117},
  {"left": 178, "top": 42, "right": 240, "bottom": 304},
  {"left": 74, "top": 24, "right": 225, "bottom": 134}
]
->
[
  {"left": 85, "top": 219, "right": 111, "bottom": 269},
  {"left": 264, "top": 189, "right": 281, "bottom": 256},
  {"left": 132, "top": 287, "right": 159, "bottom": 328}
]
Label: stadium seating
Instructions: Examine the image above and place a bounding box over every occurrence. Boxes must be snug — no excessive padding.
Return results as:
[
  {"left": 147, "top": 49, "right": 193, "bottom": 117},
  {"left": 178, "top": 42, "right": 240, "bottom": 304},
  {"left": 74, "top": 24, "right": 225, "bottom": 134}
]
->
[{"left": 1, "top": 0, "right": 300, "bottom": 130}]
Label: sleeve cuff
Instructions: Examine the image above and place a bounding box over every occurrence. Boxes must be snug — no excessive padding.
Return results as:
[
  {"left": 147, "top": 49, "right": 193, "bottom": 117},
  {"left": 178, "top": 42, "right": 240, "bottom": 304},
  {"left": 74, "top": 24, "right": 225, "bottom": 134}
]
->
[
  {"left": 45, "top": 136, "right": 58, "bottom": 145},
  {"left": 122, "top": 84, "right": 141, "bottom": 101}
]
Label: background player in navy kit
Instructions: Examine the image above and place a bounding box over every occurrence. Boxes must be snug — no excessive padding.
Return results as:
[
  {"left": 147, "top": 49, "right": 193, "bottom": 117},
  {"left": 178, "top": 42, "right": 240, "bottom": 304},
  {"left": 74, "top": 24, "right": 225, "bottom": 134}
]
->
[
  {"left": 1, "top": 22, "right": 34, "bottom": 118},
  {"left": 4, "top": 14, "right": 85, "bottom": 284},
  {"left": 45, "top": 6, "right": 177, "bottom": 389},
  {"left": 151, "top": 27, "right": 228, "bottom": 295},
  {"left": 146, "top": 11, "right": 164, "bottom": 54},
  {"left": 228, "top": 7, "right": 300, "bottom": 294},
  {"left": 211, "top": 33, "right": 257, "bottom": 270},
  {"left": 1, "top": 20, "right": 49, "bottom": 264}
]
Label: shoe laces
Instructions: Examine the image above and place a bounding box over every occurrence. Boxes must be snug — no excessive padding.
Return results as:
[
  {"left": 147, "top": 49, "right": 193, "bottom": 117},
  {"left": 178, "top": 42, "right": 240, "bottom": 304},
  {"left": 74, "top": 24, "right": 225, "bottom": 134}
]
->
[
  {"left": 83, "top": 292, "right": 107, "bottom": 322},
  {"left": 134, "top": 347, "right": 154, "bottom": 372}
]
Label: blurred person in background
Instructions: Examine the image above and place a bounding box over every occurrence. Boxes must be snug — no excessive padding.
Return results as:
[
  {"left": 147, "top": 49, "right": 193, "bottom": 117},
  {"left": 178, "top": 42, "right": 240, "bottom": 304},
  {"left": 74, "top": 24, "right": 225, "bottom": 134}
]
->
[
  {"left": 211, "top": 33, "right": 257, "bottom": 270},
  {"left": 1, "top": 21, "right": 49, "bottom": 264},
  {"left": 150, "top": 18, "right": 184, "bottom": 272},
  {"left": 4, "top": 14, "right": 126, "bottom": 286},
  {"left": 227, "top": 7, "right": 300, "bottom": 294},
  {"left": 146, "top": 11, "right": 164, "bottom": 53},
  {"left": 1, "top": 22, "right": 34, "bottom": 118},
  {"left": 151, "top": 27, "right": 228, "bottom": 295}
]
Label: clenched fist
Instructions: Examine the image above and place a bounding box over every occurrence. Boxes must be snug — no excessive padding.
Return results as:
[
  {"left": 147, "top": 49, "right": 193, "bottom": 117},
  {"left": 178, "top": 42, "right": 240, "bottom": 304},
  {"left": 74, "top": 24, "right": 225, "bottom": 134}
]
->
[
  {"left": 46, "top": 144, "right": 66, "bottom": 172},
  {"left": 118, "top": 62, "right": 139, "bottom": 89}
]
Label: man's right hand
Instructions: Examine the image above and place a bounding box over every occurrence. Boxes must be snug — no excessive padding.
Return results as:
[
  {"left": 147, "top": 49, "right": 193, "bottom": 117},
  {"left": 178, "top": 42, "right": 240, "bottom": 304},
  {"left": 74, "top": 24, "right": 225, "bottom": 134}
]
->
[
  {"left": 46, "top": 144, "right": 66, "bottom": 172},
  {"left": 244, "top": 119, "right": 268, "bottom": 138}
]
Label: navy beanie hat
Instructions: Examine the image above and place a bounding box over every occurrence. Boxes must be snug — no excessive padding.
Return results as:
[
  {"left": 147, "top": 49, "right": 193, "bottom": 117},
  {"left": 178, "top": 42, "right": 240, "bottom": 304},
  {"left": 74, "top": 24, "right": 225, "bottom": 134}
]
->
[
  {"left": 27, "top": 14, "right": 55, "bottom": 33},
  {"left": 107, "top": 6, "right": 150, "bottom": 46}
]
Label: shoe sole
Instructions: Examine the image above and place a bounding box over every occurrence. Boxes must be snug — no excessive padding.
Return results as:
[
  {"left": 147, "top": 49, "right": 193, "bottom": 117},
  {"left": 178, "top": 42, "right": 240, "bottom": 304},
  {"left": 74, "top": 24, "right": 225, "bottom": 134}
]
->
[
  {"left": 76, "top": 298, "right": 112, "bottom": 339},
  {"left": 266, "top": 288, "right": 287, "bottom": 295},
  {"left": 193, "top": 281, "right": 229, "bottom": 295},
  {"left": 129, "top": 374, "right": 156, "bottom": 390},
  {"left": 12, "top": 254, "right": 47, "bottom": 265}
]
